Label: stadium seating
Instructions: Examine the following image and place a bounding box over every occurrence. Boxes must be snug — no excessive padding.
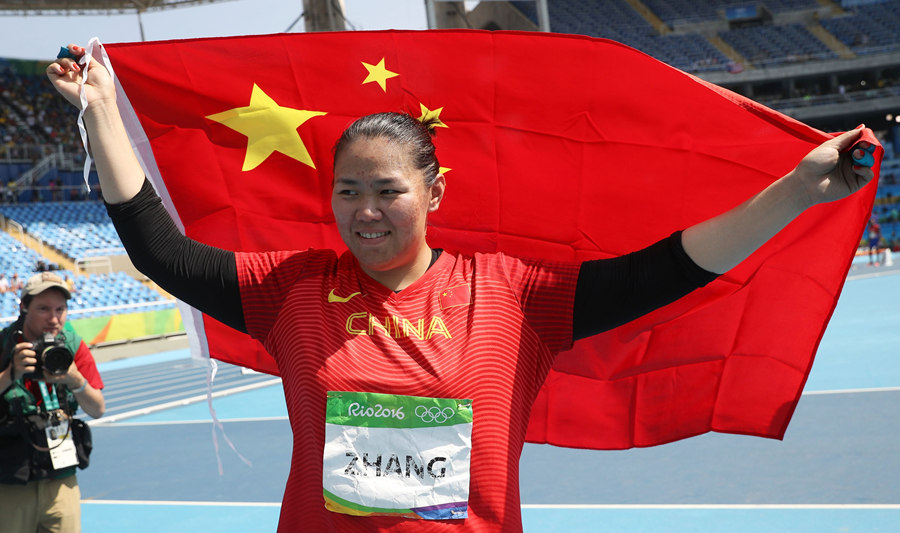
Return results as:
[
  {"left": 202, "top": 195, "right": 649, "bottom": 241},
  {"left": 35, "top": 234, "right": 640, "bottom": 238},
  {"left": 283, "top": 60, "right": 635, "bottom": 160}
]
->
[
  {"left": 0, "top": 204, "right": 174, "bottom": 321},
  {"left": 65, "top": 270, "right": 175, "bottom": 320},
  {"left": 820, "top": 2, "right": 900, "bottom": 56},
  {"left": 0, "top": 59, "right": 81, "bottom": 153},
  {"left": 0, "top": 230, "right": 43, "bottom": 277},
  {"left": 0, "top": 202, "right": 125, "bottom": 259},
  {"left": 0, "top": 266, "right": 175, "bottom": 321},
  {"left": 511, "top": 0, "right": 900, "bottom": 72},
  {"left": 872, "top": 161, "right": 900, "bottom": 251},
  {"left": 718, "top": 23, "right": 837, "bottom": 68},
  {"left": 511, "top": 0, "right": 731, "bottom": 72},
  {"left": 642, "top": 0, "right": 820, "bottom": 26}
]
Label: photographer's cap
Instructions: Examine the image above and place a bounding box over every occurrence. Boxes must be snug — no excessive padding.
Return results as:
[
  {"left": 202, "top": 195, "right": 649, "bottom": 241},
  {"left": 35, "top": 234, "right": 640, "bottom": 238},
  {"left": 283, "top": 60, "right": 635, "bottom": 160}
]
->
[{"left": 22, "top": 272, "right": 71, "bottom": 299}]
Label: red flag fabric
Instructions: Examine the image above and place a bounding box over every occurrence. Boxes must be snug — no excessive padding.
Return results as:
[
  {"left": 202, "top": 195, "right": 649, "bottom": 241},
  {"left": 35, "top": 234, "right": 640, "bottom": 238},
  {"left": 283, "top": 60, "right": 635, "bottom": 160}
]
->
[{"left": 101, "top": 30, "right": 879, "bottom": 450}]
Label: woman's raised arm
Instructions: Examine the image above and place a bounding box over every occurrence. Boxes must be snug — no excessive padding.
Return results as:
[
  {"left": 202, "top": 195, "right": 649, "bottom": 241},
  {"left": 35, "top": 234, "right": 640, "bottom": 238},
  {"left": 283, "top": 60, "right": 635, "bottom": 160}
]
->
[
  {"left": 682, "top": 128, "right": 876, "bottom": 274},
  {"left": 47, "top": 44, "right": 246, "bottom": 332}
]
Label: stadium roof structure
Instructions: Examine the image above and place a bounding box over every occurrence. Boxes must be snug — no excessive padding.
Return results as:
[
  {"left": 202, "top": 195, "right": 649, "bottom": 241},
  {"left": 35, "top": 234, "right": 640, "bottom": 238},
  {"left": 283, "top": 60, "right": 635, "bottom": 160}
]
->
[{"left": 0, "top": 0, "right": 236, "bottom": 16}]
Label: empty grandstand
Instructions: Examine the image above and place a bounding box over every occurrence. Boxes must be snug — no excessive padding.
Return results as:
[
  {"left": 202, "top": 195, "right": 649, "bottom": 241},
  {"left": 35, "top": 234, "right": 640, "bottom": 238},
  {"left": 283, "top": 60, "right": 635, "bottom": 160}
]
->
[
  {"left": 0, "top": 197, "right": 176, "bottom": 324},
  {"left": 457, "top": 1, "right": 900, "bottom": 133}
]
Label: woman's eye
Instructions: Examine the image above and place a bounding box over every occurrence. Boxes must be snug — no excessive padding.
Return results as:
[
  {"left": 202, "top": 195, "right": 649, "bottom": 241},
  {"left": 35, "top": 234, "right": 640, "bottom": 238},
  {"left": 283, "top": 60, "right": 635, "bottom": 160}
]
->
[{"left": 337, "top": 190, "right": 357, "bottom": 196}]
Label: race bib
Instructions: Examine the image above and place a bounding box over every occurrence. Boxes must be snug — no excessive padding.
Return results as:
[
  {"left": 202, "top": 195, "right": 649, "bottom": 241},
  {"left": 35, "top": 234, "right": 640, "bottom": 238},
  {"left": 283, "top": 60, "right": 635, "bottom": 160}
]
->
[{"left": 323, "top": 391, "right": 473, "bottom": 520}]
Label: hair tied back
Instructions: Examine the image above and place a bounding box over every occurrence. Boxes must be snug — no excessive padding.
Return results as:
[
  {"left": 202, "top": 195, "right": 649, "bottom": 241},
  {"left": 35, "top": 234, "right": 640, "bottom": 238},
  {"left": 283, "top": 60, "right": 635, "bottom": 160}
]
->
[{"left": 418, "top": 115, "right": 442, "bottom": 137}]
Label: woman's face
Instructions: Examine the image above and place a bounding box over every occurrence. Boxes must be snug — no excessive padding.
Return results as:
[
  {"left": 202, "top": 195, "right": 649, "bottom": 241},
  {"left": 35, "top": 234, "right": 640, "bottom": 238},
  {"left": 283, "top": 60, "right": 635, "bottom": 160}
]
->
[{"left": 332, "top": 136, "right": 444, "bottom": 286}]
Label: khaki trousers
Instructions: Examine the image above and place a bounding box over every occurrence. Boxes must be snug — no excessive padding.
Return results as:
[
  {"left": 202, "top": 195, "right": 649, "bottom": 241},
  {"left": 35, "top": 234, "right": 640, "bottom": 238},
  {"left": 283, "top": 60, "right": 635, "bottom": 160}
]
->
[{"left": 0, "top": 475, "right": 81, "bottom": 533}]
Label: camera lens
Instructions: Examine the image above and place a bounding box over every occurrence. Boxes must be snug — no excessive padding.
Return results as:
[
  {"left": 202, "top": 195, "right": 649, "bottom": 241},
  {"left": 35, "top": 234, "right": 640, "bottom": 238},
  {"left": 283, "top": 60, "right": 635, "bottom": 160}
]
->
[{"left": 42, "top": 345, "right": 73, "bottom": 376}]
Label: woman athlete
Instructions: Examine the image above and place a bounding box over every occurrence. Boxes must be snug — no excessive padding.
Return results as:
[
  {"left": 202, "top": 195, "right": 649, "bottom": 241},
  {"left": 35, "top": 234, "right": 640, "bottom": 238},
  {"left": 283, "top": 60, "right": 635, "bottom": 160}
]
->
[{"left": 48, "top": 44, "right": 874, "bottom": 532}]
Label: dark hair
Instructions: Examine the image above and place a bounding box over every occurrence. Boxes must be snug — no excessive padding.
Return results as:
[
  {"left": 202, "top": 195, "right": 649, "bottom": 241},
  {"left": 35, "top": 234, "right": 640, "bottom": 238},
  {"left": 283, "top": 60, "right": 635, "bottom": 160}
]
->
[{"left": 333, "top": 112, "right": 441, "bottom": 187}]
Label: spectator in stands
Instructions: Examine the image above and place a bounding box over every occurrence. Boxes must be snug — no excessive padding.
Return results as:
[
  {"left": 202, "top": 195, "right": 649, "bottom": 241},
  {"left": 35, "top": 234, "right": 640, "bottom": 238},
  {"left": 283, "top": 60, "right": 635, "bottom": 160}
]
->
[
  {"left": 0, "top": 65, "right": 81, "bottom": 159},
  {"left": 9, "top": 273, "right": 22, "bottom": 292},
  {"left": 6, "top": 181, "right": 17, "bottom": 204},
  {"left": 63, "top": 275, "right": 76, "bottom": 294},
  {"left": 33, "top": 261, "right": 59, "bottom": 273},
  {"left": 28, "top": 178, "right": 38, "bottom": 203},
  {"left": 0, "top": 272, "right": 104, "bottom": 533},
  {"left": 0, "top": 274, "right": 8, "bottom": 293}
]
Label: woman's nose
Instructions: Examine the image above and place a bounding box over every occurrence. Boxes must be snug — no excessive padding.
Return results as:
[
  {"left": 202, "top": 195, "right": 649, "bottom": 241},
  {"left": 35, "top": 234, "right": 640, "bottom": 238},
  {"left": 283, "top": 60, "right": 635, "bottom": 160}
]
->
[{"left": 356, "top": 198, "right": 382, "bottom": 221}]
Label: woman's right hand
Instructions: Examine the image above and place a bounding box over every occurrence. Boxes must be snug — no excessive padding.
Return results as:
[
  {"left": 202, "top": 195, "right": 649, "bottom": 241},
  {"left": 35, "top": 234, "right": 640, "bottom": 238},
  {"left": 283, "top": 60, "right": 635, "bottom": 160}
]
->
[
  {"left": 45, "top": 43, "right": 146, "bottom": 203},
  {"left": 46, "top": 43, "right": 116, "bottom": 111}
]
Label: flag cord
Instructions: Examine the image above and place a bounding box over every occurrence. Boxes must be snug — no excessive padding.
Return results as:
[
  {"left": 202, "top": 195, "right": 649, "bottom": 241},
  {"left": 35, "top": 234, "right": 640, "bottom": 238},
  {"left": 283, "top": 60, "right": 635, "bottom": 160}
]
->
[
  {"left": 206, "top": 358, "right": 253, "bottom": 475},
  {"left": 76, "top": 38, "right": 107, "bottom": 189}
]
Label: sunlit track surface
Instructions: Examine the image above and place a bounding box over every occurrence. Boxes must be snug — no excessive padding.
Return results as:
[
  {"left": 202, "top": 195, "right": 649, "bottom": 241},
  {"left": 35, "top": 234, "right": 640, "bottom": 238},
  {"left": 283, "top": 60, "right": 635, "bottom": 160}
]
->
[{"left": 94, "top": 358, "right": 281, "bottom": 423}]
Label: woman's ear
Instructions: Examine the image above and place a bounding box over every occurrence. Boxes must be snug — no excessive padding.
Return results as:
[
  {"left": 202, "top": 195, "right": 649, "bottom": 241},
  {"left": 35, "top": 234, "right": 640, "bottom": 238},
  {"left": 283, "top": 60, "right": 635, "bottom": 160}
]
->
[{"left": 428, "top": 173, "right": 446, "bottom": 213}]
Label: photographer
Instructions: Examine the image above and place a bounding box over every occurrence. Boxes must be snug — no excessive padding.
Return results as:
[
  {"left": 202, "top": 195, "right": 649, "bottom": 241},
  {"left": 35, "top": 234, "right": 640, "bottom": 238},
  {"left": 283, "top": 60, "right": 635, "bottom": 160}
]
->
[{"left": 0, "top": 272, "right": 104, "bottom": 533}]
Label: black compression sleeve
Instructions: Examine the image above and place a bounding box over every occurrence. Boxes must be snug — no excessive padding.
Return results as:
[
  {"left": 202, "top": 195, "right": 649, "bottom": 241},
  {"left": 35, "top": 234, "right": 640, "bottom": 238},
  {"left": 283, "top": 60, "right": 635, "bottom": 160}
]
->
[
  {"left": 104, "top": 179, "right": 247, "bottom": 333},
  {"left": 573, "top": 231, "right": 718, "bottom": 340}
]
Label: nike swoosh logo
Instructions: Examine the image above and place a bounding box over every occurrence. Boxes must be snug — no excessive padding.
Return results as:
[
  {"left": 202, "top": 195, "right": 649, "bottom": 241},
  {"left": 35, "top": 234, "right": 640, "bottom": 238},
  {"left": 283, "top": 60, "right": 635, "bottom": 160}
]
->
[{"left": 328, "top": 289, "right": 361, "bottom": 303}]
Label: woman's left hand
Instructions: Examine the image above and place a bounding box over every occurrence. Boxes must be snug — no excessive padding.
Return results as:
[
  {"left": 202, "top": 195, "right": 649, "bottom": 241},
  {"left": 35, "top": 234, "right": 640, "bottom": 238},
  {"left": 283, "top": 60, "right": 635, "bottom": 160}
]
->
[{"left": 792, "top": 127, "right": 876, "bottom": 209}]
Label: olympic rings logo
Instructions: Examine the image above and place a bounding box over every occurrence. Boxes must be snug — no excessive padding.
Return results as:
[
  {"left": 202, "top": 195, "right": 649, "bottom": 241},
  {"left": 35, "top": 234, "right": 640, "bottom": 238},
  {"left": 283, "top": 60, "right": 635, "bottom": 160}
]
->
[{"left": 415, "top": 405, "right": 456, "bottom": 424}]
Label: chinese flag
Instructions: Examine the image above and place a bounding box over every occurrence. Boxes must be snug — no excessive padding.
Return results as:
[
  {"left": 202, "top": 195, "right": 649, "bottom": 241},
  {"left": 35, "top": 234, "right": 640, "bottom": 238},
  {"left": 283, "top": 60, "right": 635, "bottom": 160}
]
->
[{"left": 101, "top": 30, "right": 879, "bottom": 450}]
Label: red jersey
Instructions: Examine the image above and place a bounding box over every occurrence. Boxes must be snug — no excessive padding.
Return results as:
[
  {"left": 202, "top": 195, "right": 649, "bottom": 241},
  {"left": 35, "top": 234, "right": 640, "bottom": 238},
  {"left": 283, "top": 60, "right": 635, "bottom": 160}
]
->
[
  {"left": 236, "top": 249, "right": 580, "bottom": 532},
  {"left": 73, "top": 341, "right": 104, "bottom": 390}
]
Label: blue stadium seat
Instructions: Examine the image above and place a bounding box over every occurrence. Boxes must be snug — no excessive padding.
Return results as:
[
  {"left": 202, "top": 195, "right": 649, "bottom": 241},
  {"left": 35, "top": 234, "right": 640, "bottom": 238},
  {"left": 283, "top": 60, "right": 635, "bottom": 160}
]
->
[
  {"left": 719, "top": 24, "right": 837, "bottom": 68},
  {"left": 819, "top": 2, "right": 900, "bottom": 55},
  {"left": 0, "top": 202, "right": 126, "bottom": 260}
]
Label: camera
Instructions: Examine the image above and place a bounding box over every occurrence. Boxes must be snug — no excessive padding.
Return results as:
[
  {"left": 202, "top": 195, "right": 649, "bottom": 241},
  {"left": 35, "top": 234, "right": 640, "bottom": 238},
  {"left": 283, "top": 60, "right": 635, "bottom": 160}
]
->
[{"left": 24, "top": 332, "right": 73, "bottom": 380}]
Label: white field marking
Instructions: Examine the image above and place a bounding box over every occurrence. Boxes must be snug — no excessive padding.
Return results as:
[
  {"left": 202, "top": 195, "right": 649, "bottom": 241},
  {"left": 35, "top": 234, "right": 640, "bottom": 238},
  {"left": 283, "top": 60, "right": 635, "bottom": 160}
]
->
[
  {"left": 98, "top": 416, "right": 290, "bottom": 427},
  {"left": 81, "top": 500, "right": 280, "bottom": 507},
  {"left": 847, "top": 269, "right": 900, "bottom": 281},
  {"left": 519, "top": 504, "right": 900, "bottom": 510},
  {"left": 82, "top": 501, "right": 900, "bottom": 510},
  {"left": 802, "top": 386, "right": 900, "bottom": 396},
  {"left": 88, "top": 378, "right": 283, "bottom": 426}
]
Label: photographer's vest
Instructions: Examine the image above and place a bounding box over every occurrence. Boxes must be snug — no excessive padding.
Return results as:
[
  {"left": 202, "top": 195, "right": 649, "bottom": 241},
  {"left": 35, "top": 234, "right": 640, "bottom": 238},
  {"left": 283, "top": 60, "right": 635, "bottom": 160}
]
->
[{"left": 0, "top": 322, "right": 88, "bottom": 484}]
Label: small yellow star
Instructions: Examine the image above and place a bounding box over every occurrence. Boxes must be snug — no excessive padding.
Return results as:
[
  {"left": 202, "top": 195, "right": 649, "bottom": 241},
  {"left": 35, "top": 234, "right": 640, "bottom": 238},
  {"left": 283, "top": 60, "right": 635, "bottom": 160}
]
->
[
  {"left": 439, "top": 166, "right": 452, "bottom": 175},
  {"left": 361, "top": 58, "right": 399, "bottom": 92},
  {"left": 206, "top": 84, "right": 327, "bottom": 171},
  {"left": 417, "top": 103, "right": 448, "bottom": 129}
]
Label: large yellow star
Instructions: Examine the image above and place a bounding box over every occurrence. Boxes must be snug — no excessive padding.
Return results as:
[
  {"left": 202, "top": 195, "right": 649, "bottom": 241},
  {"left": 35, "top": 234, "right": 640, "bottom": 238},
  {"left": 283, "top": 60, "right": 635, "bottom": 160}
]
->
[
  {"left": 361, "top": 58, "right": 399, "bottom": 92},
  {"left": 417, "top": 103, "right": 448, "bottom": 129},
  {"left": 206, "top": 84, "right": 327, "bottom": 171}
]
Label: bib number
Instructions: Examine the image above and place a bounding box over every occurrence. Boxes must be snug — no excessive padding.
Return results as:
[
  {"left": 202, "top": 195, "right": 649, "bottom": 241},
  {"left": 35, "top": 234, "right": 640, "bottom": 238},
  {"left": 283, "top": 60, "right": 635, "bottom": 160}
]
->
[{"left": 323, "top": 391, "right": 473, "bottom": 520}]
